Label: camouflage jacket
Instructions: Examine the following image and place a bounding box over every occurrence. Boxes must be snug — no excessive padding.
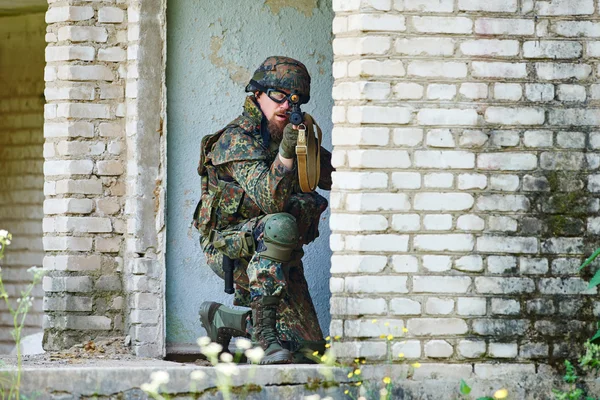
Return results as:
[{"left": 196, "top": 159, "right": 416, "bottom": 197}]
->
[{"left": 195, "top": 96, "right": 334, "bottom": 241}]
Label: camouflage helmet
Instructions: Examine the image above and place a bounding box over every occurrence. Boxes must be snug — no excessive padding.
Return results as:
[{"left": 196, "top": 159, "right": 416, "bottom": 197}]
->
[{"left": 245, "top": 56, "right": 311, "bottom": 104}]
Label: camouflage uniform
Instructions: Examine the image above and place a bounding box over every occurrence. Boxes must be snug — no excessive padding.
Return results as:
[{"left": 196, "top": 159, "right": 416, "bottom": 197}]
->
[{"left": 195, "top": 92, "right": 334, "bottom": 350}]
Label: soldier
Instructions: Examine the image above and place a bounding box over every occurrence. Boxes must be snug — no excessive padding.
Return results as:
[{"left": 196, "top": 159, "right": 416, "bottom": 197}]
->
[{"left": 193, "top": 56, "right": 334, "bottom": 364}]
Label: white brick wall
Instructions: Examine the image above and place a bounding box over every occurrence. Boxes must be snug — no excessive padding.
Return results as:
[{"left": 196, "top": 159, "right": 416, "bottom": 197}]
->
[
  {"left": 43, "top": 1, "right": 128, "bottom": 352},
  {"left": 0, "top": 13, "right": 46, "bottom": 354},
  {"left": 331, "top": 0, "right": 600, "bottom": 363}
]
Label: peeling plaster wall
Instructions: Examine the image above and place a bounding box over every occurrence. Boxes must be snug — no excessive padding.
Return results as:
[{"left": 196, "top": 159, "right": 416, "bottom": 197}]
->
[
  {"left": 0, "top": 13, "right": 46, "bottom": 354},
  {"left": 166, "top": 0, "right": 334, "bottom": 351}
]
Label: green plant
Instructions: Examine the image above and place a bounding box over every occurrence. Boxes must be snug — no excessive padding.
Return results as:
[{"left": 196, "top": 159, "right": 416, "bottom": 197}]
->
[
  {"left": 580, "top": 249, "right": 600, "bottom": 341},
  {"left": 552, "top": 342, "right": 600, "bottom": 400},
  {"left": 0, "top": 230, "right": 45, "bottom": 400}
]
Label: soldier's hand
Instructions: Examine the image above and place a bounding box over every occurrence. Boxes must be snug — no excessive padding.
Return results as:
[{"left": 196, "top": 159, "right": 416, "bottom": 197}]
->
[{"left": 279, "top": 123, "right": 299, "bottom": 159}]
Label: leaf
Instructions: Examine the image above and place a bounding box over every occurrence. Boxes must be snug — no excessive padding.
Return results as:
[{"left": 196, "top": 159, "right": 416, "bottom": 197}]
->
[
  {"left": 475, "top": 397, "right": 494, "bottom": 400},
  {"left": 580, "top": 248, "right": 600, "bottom": 271},
  {"left": 590, "top": 328, "right": 600, "bottom": 343},
  {"left": 589, "top": 269, "right": 600, "bottom": 289},
  {"left": 460, "top": 379, "right": 472, "bottom": 395}
]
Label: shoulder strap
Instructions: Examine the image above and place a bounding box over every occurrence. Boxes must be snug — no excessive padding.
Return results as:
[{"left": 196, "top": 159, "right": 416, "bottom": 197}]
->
[{"left": 296, "top": 113, "right": 322, "bottom": 193}]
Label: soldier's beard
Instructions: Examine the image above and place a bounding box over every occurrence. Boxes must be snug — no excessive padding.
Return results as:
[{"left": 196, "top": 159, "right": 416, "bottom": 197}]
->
[{"left": 268, "top": 115, "right": 288, "bottom": 143}]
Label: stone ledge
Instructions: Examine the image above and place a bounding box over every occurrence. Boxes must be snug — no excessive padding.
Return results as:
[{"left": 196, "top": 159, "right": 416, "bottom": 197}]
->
[{"left": 1, "top": 359, "right": 600, "bottom": 399}]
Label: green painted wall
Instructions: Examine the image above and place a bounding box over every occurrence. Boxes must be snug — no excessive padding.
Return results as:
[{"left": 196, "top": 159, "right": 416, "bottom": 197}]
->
[{"left": 166, "top": 0, "right": 334, "bottom": 351}]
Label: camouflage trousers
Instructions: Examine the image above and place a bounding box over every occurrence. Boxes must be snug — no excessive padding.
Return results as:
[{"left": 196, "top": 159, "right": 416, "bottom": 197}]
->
[{"left": 200, "top": 193, "right": 327, "bottom": 347}]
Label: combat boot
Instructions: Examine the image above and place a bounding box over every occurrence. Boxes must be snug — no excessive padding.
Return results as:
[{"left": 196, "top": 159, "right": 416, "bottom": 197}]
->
[
  {"left": 251, "top": 295, "right": 293, "bottom": 364},
  {"left": 199, "top": 301, "right": 250, "bottom": 351}
]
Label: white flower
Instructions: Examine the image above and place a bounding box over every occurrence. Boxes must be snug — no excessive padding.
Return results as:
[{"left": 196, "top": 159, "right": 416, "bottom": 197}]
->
[
  {"left": 322, "top": 397, "right": 333, "bottom": 400},
  {"left": 140, "top": 382, "right": 158, "bottom": 393},
  {"left": 150, "top": 370, "right": 169, "bottom": 385},
  {"left": 235, "top": 337, "right": 252, "bottom": 350},
  {"left": 0, "top": 230, "right": 8, "bottom": 238},
  {"left": 219, "top": 352, "right": 233, "bottom": 363},
  {"left": 200, "top": 342, "right": 222, "bottom": 358},
  {"left": 244, "top": 346, "right": 265, "bottom": 364},
  {"left": 197, "top": 336, "right": 211, "bottom": 347},
  {"left": 190, "top": 370, "right": 206, "bottom": 381},
  {"left": 215, "top": 362, "right": 239, "bottom": 377}
]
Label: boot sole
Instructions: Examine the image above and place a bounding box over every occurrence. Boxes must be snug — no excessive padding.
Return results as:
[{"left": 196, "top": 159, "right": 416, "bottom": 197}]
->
[{"left": 199, "top": 301, "right": 222, "bottom": 342}]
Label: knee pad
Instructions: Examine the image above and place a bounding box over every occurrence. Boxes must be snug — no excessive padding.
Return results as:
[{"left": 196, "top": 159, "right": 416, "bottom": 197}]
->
[{"left": 260, "top": 213, "right": 299, "bottom": 263}]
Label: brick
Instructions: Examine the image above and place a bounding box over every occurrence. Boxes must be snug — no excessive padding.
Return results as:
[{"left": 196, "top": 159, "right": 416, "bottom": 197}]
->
[
  {"left": 477, "top": 153, "right": 537, "bottom": 170},
  {"left": 539, "top": 278, "right": 595, "bottom": 294},
  {"left": 457, "top": 297, "right": 486, "bottom": 316},
  {"left": 557, "top": 131, "right": 585, "bottom": 149},
  {"left": 471, "top": 62, "right": 527, "bottom": 78},
  {"left": 44, "top": 160, "right": 94, "bottom": 176},
  {"left": 540, "top": 152, "right": 585, "bottom": 170},
  {"left": 475, "top": 277, "right": 535, "bottom": 294},
  {"left": 458, "top": 0, "right": 517, "bottom": 12},
  {"left": 475, "top": 364, "right": 535, "bottom": 378},
  {"left": 333, "top": 37, "right": 391, "bottom": 56},
  {"left": 477, "top": 236, "right": 538, "bottom": 253},
  {"left": 414, "top": 193, "right": 474, "bottom": 210},
  {"left": 535, "top": 0, "right": 594, "bottom": 15},
  {"left": 393, "top": 83, "right": 424, "bottom": 99},
  {"left": 95, "top": 275, "right": 121, "bottom": 291},
  {"left": 425, "top": 340, "right": 453, "bottom": 358},
  {"left": 489, "top": 174, "right": 519, "bottom": 191},
  {"left": 391, "top": 341, "right": 421, "bottom": 359},
  {"left": 412, "top": 17, "right": 472, "bottom": 34},
  {"left": 455, "top": 255, "right": 483, "bottom": 272},
  {"left": 424, "top": 173, "right": 453, "bottom": 188},
  {"left": 526, "top": 299, "right": 555, "bottom": 315},
  {"left": 489, "top": 343, "right": 518, "bottom": 358},
  {"left": 44, "top": 122, "right": 94, "bottom": 138},
  {"left": 345, "top": 276, "right": 407, "bottom": 294},
  {"left": 557, "top": 84, "right": 586, "bottom": 102},
  {"left": 461, "top": 40, "right": 519, "bottom": 56},
  {"left": 552, "top": 21, "right": 600, "bottom": 37},
  {"left": 524, "top": 41, "right": 582, "bottom": 59},
  {"left": 348, "top": 60, "right": 405, "bottom": 77},
  {"left": 459, "top": 83, "right": 488, "bottom": 99},
  {"left": 331, "top": 297, "right": 387, "bottom": 316},
  {"left": 332, "top": 127, "right": 389, "bottom": 146},
  {"left": 390, "top": 298, "right": 421, "bottom": 315},
  {"left": 474, "top": 18, "right": 534, "bottom": 35},
  {"left": 348, "top": 150, "right": 410, "bottom": 169},
  {"left": 392, "top": 255, "right": 419, "bottom": 272},
  {"left": 43, "top": 276, "right": 93, "bottom": 293},
  {"left": 332, "top": 172, "right": 387, "bottom": 189},
  {"left": 415, "top": 234, "right": 474, "bottom": 251},
  {"left": 473, "top": 319, "right": 529, "bottom": 336},
  {"left": 46, "top": 46, "right": 95, "bottom": 62},
  {"left": 57, "top": 26, "right": 108, "bottom": 42},
  {"left": 407, "top": 318, "right": 468, "bottom": 335},
  {"left": 331, "top": 214, "right": 387, "bottom": 232},
  {"left": 408, "top": 62, "right": 467, "bottom": 78},
  {"left": 487, "top": 256, "right": 517, "bottom": 274},
  {"left": 413, "top": 276, "right": 471, "bottom": 293},
  {"left": 403, "top": 0, "right": 453, "bottom": 12},
  {"left": 97, "top": 160, "right": 124, "bottom": 175},
  {"left": 334, "top": 81, "right": 391, "bottom": 100},
  {"left": 422, "top": 255, "right": 452, "bottom": 271},
  {"left": 348, "top": 14, "right": 405, "bottom": 32},
  {"left": 477, "top": 195, "right": 529, "bottom": 212},
  {"left": 520, "top": 258, "right": 549, "bottom": 274},
  {"left": 485, "top": 107, "right": 544, "bottom": 125},
  {"left": 45, "top": 86, "right": 95, "bottom": 101},
  {"left": 344, "top": 234, "right": 409, "bottom": 252},
  {"left": 425, "top": 298, "right": 454, "bottom": 315},
  {"left": 98, "top": 7, "right": 125, "bottom": 23},
  {"left": 46, "top": 6, "right": 94, "bottom": 23},
  {"left": 55, "top": 179, "right": 103, "bottom": 195},
  {"left": 458, "top": 340, "right": 486, "bottom": 358},
  {"left": 458, "top": 173, "right": 487, "bottom": 189},
  {"left": 346, "top": 193, "right": 410, "bottom": 211},
  {"left": 57, "top": 103, "right": 111, "bottom": 119},
  {"left": 95, "top": 237, "right": 121, "bottom": 253},
  {"left": 552, "top": 258, "right": 581, "bottom": 275},
  {"left": 491, "top": 299, "right": 520, "bottom": 315},
  {"left": 395, "top": 38, "right": 454, "bottom": 56},
  {"left": 488, "top": 216, "right": 517, "bottom": 232},
  {"left": 66, "top": 316, "right": 111, "bottom": 330},
  {"left": 536, "top": 63, "right": 592, "bottom": 80},
  {"left": 333, "top": 342, "right": 387, "bottom": 360},
  {"left": 58, "top": 65, "right": 114, "bottom": 81},
  {"left": 520, "top": 343, "right": 549, "bottom": 358},
  {"left": 459, "top": 130, "right": 488, "bottom": 147},
  {"left": 392, "top": 214, "right": 420, "bottom": 231},
  {"left": 493, "top": 83, "right": 522, "bottom": 101},
  {"left": 44, "top": 255, "right": 101, "bottom": 272},
  {"left": 551, "top": 109, "right": 600, "bottom": 126},
  {"left": 98, "top": 47, "right": 127, "bottom": 62},
  {"left": 51, "top": 216, "right": 112, "bottom": 233},
  {"left": 523, "top": 130, "right": 553, "bottom": 147},
  {"left": 44, "top": 198, "right": 94, "bottom": 214},
  {"left": 427, "top": 84, "right": 456, "bottom": 100},
  {"left": 525, "top": 84, "right": 554, "bottom": 102},
  {"left": 44, "top": 296, "right": 92, "bottom": 312},
  {"left": 331, "top": 255, "right": 386, "bottom": 274},
  {"left": 344, "top": 319, "right": 404, "bottom": 338},
  {"left": 347, "top": 106, "right": 411, "bottom": 124}
]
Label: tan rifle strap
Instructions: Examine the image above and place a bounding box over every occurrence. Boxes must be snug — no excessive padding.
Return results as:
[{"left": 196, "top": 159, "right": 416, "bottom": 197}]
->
[{"left": 295, "top": 113, "right": 322, "bottom": 193}]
